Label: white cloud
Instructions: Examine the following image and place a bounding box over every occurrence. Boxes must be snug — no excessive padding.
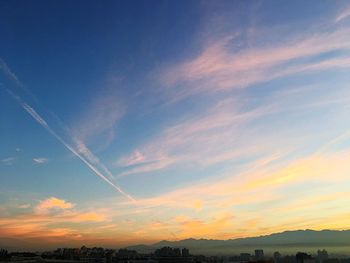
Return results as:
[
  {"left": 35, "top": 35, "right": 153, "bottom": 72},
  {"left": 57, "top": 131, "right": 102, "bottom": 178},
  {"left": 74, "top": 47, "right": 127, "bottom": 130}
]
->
[
  {"left": 117, "top": 150, "right": 147, "bottom": 167},
  {"left": 18, "top": 204, "right": 31, "bottom": 209},
  {"left": 116, "top": 155, "right": 173, "bottom": 178},
  {"left": 33, "top": 158, "right": 48, "bottom": 164},
  {"left": 116, "top": 82, "right": 350, "bottom": 178},
  {"left": 335, "top": 6, "right": 350, "bottom": 23},
  {"left": 72, "top": 91, "right": 125, "bottom": 145},
  {"left": 1, "top": 157, "right": 16, "bottom": 166}
]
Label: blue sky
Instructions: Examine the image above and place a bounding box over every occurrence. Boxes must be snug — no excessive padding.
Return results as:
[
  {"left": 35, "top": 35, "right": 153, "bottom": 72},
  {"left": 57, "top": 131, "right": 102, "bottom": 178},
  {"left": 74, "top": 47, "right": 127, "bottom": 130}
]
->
[{"left": 1, "top": 0, "right": 350, "bottom": 249}]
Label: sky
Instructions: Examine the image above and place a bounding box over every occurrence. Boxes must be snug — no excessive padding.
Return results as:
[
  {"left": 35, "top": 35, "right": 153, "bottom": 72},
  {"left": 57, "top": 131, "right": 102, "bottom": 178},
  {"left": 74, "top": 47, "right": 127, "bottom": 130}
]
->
[{"left": 1, "top": 0, "right": 350, "bottom": 250}]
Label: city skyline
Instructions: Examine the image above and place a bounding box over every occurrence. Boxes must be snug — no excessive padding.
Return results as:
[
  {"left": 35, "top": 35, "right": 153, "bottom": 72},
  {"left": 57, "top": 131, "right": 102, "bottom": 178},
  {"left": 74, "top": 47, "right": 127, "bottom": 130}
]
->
[
  {"left": 1, "top": 0, "right": 350, "bottom": 249},
  {"left": 0, "top": 244, "right": 343, "bottom": 263}
]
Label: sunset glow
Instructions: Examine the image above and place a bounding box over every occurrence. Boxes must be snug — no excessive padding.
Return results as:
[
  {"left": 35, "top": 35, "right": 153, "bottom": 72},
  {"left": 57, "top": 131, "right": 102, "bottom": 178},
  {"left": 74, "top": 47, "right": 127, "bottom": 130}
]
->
[{"left": 1, "top": 0, "right": 350, "bottom": 250}]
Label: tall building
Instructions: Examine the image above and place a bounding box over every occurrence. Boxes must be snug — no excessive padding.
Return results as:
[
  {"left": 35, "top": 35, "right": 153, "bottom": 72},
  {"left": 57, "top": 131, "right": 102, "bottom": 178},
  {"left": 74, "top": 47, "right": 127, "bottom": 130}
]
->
[
  {"left": 155, "top": 247, "right": 192, "bottom": 262},
  {"left": 255, "top": 249, "right": 264, "bottom": 260},
  {"left": 274, "top": 251, "right": 281, "bottom": 263},
  {"left": 182, "top": 248, "right": 190, "bottom": 257},
  {"left": 296, "top": 252, "right": 316, "bottom": 263}
]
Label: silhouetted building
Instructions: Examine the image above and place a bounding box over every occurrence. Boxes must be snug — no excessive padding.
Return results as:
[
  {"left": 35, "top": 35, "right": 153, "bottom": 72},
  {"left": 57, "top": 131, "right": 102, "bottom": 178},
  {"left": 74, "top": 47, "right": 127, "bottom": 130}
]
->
[
  {"left": 110, "top": 249, "right": 142, "bottom": 263},
  {"left": 274, "top": 252, "right": 281, "bottom": 263},
  {"left": 0, "top": 249, "right": 8, "bottom": 261},
  {"left": 240, "top": 253, "right": 251, "bottom": 262},
  {"left": 9, "top": 252, "right": 41, "bottom": 262},
  {"left": 317, "top": 250, "right": 329, "bottom": 263},
  {"left": 182, "top": 248, "right": 190, "bottom": 257},
  {"left": 7, "top": 244, "right": 349, "bottom": 263},
  {"left": 255, "top": 250, "right": 264, "bottom": 260},
  {"left": 296, "top": 253, "right": 316, "bottom": 263},
  {"left": 174, "top": 248, "right": 181, "bottom": 257},
  {"left": 323, "top": 259, "right": 340, "bottom": 263},
  {"left": 81, "top": 246, "right": 89, "bottom": 254},
  {"left": 155, "top": 247, "right": 193, "bottom": 262}
]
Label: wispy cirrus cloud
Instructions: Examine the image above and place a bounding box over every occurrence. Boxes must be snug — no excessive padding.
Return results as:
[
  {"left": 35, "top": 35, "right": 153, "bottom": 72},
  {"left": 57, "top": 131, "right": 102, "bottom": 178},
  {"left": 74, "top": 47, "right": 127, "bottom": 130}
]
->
[
  {"left": 335, "top": 5, "right": 350, "bottom": 23},
  {"left": 18, "top": 204, "right": 31, "bottom": 209},
  {"left": 116, "top": 81, "right": 350, "bottom": 178},
  {"left": 113, "top": 130, "right": 350, "bottom": 211},
  {"left": 243, "top": 150, "right": 350, "bottom": 191},
  {"left": 115, "top": 8, "right": 350, "bottom": 180},
  {"left": 67, "top": 85, "right": 127, "bottom": 184},
  {"left": 113, "top": 149, "right": 350, "bottom": 239},
  {"left": 136, "top": 148, "right": 350, "bottom": 212},
  {"left": 116, "top": 151, "right": 173, "bottom": 178},
  {"left": 160, "top": 27, "right": 350, "bottom": 95},
  {"left": 115, "top": 97, "right": 268, "bottom": 175},
  {"left": 1, "top": 157, "right": 16, "bottom": 166},
  {"left": 72, "top": 91, "right": 125, "bottom": 146},
  {"left": 33, "top": 157, "right": 48, "bottom": 164},
  {"left": 117, "top": 150, "right": 147, "bottom": 167}
]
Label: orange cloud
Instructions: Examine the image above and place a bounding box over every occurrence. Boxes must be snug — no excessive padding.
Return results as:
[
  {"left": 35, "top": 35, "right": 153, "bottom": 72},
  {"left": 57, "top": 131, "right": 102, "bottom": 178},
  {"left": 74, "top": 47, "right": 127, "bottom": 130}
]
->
[
  {"left": 0, "top": 196, "right": 112, "bottom": 244},
  {"left": 69, "top": 212, "right": 106, "bottom": 222},
  {"left": 244, "top": 151, "right": 350, "bottom": 190},
  {"left": 36, "top": 197, "right": 74, "bottom": 213}
]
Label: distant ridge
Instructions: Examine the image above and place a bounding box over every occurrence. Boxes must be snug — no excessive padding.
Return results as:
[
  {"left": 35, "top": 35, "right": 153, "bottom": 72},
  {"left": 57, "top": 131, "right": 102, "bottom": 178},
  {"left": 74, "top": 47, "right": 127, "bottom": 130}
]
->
[
  {"left": 2, "top": 229, "right": 350, "bottom": 254},
  {"left": 127, "top": 229, "right": 350, "bottom": 255},
  {"left": 151, "top": 229, "right": 350, "bottom": 246}
]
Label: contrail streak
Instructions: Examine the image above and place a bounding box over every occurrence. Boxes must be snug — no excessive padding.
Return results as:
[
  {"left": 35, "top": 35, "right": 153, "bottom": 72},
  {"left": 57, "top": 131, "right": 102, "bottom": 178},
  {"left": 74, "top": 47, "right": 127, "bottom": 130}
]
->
[
  {"left": 0, "top": 58, "right": 24, "bottom": 88},
  {"left": 73, "top": 138, "right": 115, "bottom": 181},
  {"left": 6, "top": 89, "right": 135, "bottom": 202}
]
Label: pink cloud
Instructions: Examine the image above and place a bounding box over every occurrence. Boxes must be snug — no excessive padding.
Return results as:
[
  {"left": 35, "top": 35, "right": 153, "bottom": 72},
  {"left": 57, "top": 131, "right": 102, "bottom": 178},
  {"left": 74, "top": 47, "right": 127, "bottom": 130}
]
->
[
  {"left": 160, "top": 28, "right": 350, "bottom": 93},
  {"left": 117, "top": 150, "right": 147, "bottom": 166}
]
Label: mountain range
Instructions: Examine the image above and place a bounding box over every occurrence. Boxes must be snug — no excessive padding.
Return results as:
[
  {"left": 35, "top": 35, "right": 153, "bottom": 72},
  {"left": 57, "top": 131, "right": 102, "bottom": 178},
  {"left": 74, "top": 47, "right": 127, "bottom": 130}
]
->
[
  {"left": 2, "top": 229, "right": 350, "bottom": 254},
  {"left": 127, "top": 229, "right": 350, "bottom": 255}
]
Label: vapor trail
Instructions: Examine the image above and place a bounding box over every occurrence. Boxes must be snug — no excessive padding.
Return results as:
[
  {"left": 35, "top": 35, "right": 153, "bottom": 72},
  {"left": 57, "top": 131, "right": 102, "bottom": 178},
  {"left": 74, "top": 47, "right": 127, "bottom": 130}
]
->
[
  {"left": 6, "top": 89, "right": 135, "bottom": 202},
  {"left": 0, "top": 58, "right": 24, "bottom": 88}
]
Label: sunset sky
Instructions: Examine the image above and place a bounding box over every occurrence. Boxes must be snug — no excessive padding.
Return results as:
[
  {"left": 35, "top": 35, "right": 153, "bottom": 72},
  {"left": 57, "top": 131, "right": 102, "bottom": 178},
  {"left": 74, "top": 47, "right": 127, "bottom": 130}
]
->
[{"left": 1, "top": 0, "right": 350, "bottom": 250}]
